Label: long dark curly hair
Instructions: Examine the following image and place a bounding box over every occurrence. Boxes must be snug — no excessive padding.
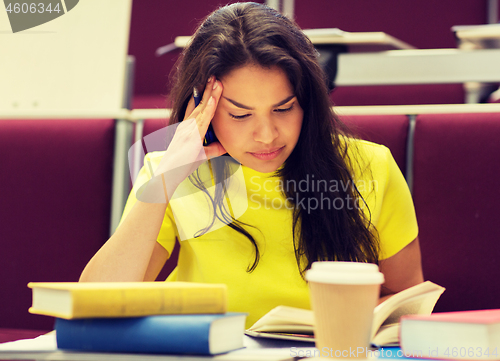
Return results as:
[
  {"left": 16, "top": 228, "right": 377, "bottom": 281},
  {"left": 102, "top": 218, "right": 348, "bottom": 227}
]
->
[{"left": 169, "top": 2, "right": 379, "bottom": 276}]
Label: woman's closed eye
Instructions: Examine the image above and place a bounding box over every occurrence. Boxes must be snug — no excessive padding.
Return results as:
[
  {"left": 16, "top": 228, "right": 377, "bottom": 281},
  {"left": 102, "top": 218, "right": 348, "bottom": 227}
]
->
[
  {"left": 274, "top": 102, "right": 294, "bottom": 114},
  {"left": 229, "top": 113, "right": 251, "bottom": 120},
  {"left": 228, "top": 102, "right": 295, "bottom": 120}
]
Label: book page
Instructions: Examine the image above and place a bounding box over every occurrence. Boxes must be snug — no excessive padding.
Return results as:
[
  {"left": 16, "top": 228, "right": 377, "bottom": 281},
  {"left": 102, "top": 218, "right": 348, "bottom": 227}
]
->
[
  {"left": 248, "top": 306, "right": 314, "bottom": 331},
  {"left": 372, "top": 324, "right": 399, "bottom": 346},
  {"left": 371, "top": 282, "right": 445, "bottom": 339}
]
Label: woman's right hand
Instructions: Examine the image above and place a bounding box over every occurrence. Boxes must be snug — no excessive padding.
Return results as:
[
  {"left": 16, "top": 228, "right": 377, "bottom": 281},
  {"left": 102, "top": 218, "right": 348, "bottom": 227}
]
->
[
  {"left": 137, "top": 76, "right": 225, "bottom": 203},
  {"left": 183, "top": 76, "right": 226, "bottom": 159}
]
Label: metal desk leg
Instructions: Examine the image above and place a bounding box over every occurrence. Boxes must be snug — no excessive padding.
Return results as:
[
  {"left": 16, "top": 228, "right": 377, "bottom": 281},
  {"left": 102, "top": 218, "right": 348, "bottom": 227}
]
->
[
  {"left": 405, "top": 114, "right": 416, "bottom": 194},
  {"left": 132, "top": 118, "right": 145, "bottom": 183},
  {"left": 109, "top": 118, "right": 133, "bottom": 236}
]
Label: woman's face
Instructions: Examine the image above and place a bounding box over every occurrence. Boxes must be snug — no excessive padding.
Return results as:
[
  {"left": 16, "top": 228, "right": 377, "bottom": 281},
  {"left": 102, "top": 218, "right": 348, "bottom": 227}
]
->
[{"left": 211, "top": 64, "right": 304, "bottom": 173}]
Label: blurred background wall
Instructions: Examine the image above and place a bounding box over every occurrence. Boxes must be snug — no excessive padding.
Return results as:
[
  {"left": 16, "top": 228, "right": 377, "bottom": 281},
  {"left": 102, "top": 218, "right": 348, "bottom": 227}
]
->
[{"left": 128, "top": 0, "right": 497, "bottom": 106}]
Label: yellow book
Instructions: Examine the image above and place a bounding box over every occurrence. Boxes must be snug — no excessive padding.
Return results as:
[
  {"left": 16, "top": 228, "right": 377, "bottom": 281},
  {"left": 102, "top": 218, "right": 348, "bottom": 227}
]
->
[{"left": 28, "top": 282, "right": 227, "bottom": 319}]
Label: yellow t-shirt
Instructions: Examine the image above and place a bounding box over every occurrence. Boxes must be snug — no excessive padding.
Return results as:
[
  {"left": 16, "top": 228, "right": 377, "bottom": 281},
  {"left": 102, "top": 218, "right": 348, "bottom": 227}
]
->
[{"left": 121, "top": 139, "right": 418, "bottom": 327}]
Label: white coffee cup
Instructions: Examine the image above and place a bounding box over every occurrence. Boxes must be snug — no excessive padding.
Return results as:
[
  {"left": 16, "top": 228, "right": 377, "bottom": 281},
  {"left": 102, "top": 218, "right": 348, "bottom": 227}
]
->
[{"left": 305, "top": 261, "right": 384, "bottom": 359}]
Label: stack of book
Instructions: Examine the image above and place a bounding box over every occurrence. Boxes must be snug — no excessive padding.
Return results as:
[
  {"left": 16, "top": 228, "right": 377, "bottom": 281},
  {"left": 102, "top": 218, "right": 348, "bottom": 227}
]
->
[{"left": 28, "top": 282, "right": 247, "bottom": 355}]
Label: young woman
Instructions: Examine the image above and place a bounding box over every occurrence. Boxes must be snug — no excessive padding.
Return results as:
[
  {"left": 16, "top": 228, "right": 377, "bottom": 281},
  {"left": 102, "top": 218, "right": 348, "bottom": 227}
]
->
[{"left": 80, "top": 2, "right": 423, "bottom": 327}]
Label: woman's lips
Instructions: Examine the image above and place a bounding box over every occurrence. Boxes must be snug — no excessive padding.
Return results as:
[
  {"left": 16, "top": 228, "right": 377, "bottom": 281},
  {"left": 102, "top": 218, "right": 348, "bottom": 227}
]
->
[{"left": 249, "top": 146, "right": 285, "bottom": 160}]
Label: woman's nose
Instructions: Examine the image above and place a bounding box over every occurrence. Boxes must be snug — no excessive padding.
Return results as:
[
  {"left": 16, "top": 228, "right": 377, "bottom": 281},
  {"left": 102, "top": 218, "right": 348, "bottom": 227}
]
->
[{"left": 253, "top": 116, "right": 279, "bottom": 144}]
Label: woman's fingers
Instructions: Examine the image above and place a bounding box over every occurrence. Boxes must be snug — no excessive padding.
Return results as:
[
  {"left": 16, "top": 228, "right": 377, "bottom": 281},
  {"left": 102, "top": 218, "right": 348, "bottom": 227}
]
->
[
  {"left": 199, "top": 76, "right": 216, "bottom": 112},
  {"left": 183, "top": 76, "right": 223, "bottom": 142},
  {"left": 185, "top": 76, "right": 216, "bottom": 119},
  {"left": 196, "top": 78, "right": 222, "bottom": 140}
]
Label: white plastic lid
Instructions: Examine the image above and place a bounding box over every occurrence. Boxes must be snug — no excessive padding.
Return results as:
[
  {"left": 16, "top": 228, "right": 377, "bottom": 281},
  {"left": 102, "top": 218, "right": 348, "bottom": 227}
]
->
[
  {"left": 305, "top": 261, "right": 384, "bottom": 285},
  {"left": 311, "top": 261, "right": 380, "bottom": 272}
]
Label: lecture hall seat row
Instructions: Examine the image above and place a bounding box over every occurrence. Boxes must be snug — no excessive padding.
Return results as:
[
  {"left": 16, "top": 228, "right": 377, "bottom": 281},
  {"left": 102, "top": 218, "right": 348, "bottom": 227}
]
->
[
  {"left": 1, "top": 117, "right": 116, "bottom": 336},
  {"left": 1, "top": 104, "right": 500, "bottom": 335}
]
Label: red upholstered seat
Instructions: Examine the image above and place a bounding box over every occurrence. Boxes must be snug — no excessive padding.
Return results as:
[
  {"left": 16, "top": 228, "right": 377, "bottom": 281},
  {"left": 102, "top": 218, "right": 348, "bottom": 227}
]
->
[
  {"left": 412, "top": 113, "right": 500, "bottom": 312},
  {"left": 340, "top": 114, "right": 409, "bottom": 175},
  {"left": 143, "top": 117, "right": 169, "bottom": 137},
  {"left": 0, "top": 328, "right": 47, "bottom": 343},
  {"left": 0, "top": 119, "right": 115, "bottom": 330}
]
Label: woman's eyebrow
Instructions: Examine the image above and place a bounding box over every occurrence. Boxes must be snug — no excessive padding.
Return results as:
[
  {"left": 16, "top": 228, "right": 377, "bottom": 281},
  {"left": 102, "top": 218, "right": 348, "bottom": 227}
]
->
[{"left": 223, "top": 95, "right": 295, "bottom": 110}]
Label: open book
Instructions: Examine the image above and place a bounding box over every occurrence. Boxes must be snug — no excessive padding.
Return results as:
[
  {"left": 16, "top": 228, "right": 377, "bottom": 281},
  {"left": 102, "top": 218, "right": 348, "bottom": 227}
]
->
[{"left": 245, "top": 281, "right": 445, "bottom": 347}]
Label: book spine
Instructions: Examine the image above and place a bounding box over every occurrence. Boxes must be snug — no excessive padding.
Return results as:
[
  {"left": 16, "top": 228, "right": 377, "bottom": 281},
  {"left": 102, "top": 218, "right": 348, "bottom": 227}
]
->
[
  {"left": 71, "top": 287, "right": 227, "bottom": 318},
  {"left": 56, "top": 315, "right": 214, "bottom": 354}
]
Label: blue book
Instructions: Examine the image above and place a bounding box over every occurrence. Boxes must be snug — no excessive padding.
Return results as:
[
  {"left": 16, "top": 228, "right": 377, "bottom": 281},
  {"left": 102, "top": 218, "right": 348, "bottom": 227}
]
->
[{"left": 55, "top": 313, "right": 247, "bottom": 355}]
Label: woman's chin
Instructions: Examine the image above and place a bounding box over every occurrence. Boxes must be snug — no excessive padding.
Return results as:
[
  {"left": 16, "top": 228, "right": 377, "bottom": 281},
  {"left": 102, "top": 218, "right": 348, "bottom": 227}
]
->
[{"left": 241, "top": 159, "right": 283, "bottom": 174}]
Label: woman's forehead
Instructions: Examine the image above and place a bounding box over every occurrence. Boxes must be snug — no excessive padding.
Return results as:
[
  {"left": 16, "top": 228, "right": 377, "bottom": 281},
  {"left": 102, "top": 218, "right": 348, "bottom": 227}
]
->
[{"left": 219, "top": 64, "right": 294, "bottom": 105}]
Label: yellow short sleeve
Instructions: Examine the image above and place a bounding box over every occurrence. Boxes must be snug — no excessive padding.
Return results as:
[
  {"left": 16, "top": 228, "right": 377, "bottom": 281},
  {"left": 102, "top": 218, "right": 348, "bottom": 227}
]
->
[
  {"left": 364, "top": 143, "right": 419, "bottom": 259},
  {"left": 118, "top": 151, "right": 178, "bottom": 256}
]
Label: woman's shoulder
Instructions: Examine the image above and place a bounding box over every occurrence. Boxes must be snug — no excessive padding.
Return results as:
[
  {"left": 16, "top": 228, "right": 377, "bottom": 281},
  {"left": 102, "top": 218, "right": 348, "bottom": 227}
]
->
[
  {"left": 342, "top": 137, "right": 392, "bottom": 171},
  {"left": 344, "top": 136, "right": 390, "bottom": 153}
]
